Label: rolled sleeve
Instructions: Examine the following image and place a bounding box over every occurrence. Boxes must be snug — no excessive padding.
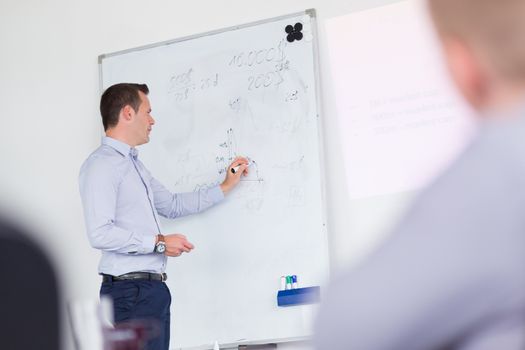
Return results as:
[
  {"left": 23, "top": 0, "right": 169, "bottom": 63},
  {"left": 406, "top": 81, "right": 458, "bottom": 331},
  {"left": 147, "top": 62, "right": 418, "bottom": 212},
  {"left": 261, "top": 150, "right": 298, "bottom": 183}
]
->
[
  {"left": 141, "top": 233, "right": 156, "bottom": 254},
  {"left": 150, "top": 176, "right": 225, "bottom": 219}
]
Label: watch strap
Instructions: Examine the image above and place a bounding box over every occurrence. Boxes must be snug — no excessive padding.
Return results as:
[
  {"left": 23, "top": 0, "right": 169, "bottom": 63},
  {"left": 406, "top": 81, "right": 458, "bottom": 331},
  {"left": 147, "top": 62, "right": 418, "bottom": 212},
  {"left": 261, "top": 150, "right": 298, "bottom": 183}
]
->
[{"left": 154, "top": 234, "right": 166, "bottom": 253}]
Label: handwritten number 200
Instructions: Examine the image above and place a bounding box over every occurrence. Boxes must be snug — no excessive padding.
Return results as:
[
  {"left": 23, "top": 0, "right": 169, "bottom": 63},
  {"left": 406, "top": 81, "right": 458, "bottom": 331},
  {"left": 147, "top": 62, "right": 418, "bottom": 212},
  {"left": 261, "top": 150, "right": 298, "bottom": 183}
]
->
[{"left": 248, "top": 71, "right": 283, "bottom": 91}]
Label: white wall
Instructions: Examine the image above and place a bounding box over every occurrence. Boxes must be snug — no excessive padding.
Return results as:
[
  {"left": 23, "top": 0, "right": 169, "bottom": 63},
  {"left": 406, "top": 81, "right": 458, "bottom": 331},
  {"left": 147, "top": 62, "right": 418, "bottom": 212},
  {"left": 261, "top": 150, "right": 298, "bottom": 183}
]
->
[{"left": 0, "top": 0, "right": 410, "bottom": 349}]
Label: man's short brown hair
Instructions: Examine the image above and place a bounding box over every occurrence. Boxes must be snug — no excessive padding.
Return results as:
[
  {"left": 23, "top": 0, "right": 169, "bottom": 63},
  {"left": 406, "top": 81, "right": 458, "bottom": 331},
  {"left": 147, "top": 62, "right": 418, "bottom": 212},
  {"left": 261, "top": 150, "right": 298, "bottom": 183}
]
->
[
  {"left": 428, "top": 0, "right": 525, "bottom": 82},
  {"left": 100, "top": 83, "right": 149, "bottom": 131}
]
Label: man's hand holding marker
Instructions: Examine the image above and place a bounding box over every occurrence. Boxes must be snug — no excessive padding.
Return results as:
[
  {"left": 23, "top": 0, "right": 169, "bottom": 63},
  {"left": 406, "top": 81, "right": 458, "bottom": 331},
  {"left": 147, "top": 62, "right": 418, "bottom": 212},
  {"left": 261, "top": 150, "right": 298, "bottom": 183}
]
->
[
  {"left": 231, "top": 158, "right": 253, "bottom": 174},
  {"left": 220, "top": 156, "right": 250, "bottom": 194}
]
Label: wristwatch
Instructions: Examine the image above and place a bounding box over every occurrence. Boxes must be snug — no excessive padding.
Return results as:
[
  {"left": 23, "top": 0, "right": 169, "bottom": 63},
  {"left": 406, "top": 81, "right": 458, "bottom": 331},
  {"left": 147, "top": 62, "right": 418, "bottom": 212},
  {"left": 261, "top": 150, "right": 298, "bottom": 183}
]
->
[{"left": 154, "top": 234, "right": 166, "bottom": 254}]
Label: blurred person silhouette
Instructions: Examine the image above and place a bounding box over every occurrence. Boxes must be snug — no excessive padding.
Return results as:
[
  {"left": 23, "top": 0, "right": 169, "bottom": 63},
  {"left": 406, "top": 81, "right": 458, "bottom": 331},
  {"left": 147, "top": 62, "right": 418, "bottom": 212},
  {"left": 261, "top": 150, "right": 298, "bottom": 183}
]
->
[
  {"left": 315, "top": 0, "right": 525, "bottom": 349},
  {"left": 0, "top": 218, "right": 60, "bottom": 350}
]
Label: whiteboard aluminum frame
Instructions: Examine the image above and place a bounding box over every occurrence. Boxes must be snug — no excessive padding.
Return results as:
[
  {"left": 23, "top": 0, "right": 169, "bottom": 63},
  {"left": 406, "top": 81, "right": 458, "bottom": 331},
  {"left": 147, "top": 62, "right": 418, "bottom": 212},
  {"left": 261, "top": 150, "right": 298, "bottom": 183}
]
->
[
  {"left": 98, "top": 8, "right": 329, "bottom": 349},
  {"left": 176, "top": 336, "right": 309, "bottom": 350},
  {"left": 99, "top": 9, "right": 316, "bottom": 93},
  {"left": 307, "top": 9, "right": 332, "bottom": 279}
]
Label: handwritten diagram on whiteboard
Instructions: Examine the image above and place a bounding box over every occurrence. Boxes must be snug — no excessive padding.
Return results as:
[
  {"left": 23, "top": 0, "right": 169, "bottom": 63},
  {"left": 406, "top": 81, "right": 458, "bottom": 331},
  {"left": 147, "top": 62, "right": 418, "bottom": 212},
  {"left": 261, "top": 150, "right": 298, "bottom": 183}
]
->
[{"left": 99, "top": 10, "right": 328, "bottom": 349}]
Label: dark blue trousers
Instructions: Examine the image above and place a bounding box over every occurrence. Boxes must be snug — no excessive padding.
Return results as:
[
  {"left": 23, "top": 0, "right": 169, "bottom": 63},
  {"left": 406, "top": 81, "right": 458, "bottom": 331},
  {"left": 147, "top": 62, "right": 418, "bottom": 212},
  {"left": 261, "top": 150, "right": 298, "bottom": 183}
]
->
[{"left": 100, "top": 280, "right": 171, "bottom": 350}]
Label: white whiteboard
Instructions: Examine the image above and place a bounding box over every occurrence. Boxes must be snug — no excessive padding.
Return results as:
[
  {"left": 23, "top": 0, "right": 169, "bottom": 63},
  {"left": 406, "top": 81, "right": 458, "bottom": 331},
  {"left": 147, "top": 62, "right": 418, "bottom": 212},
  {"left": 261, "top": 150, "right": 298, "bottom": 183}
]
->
[{"left": 99, "top": 10, "right": 328, "bottom": 349}]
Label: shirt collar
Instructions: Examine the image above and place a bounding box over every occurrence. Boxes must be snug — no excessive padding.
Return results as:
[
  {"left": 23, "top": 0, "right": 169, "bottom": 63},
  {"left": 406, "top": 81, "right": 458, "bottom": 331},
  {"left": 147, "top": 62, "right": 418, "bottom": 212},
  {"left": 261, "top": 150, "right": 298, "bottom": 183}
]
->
[{"left": 102, "top": 137, "right": 138, "bottom": 159}]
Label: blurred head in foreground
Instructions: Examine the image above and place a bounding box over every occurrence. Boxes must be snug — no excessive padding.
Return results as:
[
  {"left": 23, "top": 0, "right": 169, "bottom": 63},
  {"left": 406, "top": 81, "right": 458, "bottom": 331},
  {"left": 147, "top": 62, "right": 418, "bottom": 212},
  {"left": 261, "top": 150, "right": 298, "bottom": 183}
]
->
[
  {"left": 0, "top": 219, "right": 60, "bottom": 350},
  {"left": 429, "top": 0, "right": 525, "bottom": 113}
]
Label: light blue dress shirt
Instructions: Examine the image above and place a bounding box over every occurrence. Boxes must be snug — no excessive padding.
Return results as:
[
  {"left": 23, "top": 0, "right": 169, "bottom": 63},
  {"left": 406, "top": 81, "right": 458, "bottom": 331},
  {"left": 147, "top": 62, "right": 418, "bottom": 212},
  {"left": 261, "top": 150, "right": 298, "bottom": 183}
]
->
[{"left": 79, "top": 137, "right": 224, "bottom": 276}]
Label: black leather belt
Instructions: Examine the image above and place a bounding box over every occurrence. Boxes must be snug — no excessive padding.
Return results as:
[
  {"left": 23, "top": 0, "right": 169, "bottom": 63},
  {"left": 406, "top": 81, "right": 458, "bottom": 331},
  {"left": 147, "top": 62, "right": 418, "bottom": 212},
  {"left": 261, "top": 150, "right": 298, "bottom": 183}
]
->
[{"left": 102, "top": 272, "right": 167, "bottom": 282}]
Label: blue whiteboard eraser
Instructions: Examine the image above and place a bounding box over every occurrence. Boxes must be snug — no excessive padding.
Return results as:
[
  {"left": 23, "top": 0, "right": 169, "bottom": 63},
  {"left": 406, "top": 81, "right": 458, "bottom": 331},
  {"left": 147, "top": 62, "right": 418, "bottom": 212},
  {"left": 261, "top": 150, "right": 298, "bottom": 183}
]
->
[{"left": 277, "top": 286, "right": 320, "bottom": 307}]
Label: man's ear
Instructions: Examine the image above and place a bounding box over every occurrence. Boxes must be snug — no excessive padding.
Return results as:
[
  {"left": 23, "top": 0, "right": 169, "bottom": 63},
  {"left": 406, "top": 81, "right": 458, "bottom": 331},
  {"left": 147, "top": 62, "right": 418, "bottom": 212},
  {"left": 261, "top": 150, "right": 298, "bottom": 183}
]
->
[
  {"left": 120, "top": 105, "right": 134, "bottom": 122},
  {"left": 442, "top": 36, "right": 488, "bottom": 110}
]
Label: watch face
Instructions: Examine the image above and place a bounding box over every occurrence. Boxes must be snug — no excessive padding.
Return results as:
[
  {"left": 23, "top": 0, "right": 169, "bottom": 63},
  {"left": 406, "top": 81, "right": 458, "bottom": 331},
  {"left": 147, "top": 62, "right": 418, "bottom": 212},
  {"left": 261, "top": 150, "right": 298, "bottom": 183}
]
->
[{"left": 156, "top": 242, "right": 166, "bottom": 253}]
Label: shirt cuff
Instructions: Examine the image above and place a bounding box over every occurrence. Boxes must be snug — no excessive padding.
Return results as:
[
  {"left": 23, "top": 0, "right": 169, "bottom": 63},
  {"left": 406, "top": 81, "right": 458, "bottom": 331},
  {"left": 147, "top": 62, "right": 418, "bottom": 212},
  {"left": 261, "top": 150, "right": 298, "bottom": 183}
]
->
[
  {"left": 141, "top": 234, "right": 157, "bottom": 254},
  {"left": 210, "top": 185, "right": 225, "bottom": 202}
]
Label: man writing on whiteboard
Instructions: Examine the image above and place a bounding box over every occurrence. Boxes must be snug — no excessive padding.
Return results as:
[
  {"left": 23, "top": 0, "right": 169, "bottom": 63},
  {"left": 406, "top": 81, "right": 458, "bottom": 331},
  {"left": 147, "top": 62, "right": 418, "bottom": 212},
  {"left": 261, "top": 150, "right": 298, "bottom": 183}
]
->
[
  {"left": 79, "top": 83, "right": 249, "bottom": 350},
  {"left": 315, "top": 0, "right": 525, "bottom": 349}
]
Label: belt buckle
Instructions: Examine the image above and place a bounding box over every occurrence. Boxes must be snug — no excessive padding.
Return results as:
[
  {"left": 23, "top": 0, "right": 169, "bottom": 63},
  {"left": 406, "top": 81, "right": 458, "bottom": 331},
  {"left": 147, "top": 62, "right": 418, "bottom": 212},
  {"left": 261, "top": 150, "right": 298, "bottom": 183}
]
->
[{"left": 161, "top": 273, "right": 167, "bottom": 282}]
